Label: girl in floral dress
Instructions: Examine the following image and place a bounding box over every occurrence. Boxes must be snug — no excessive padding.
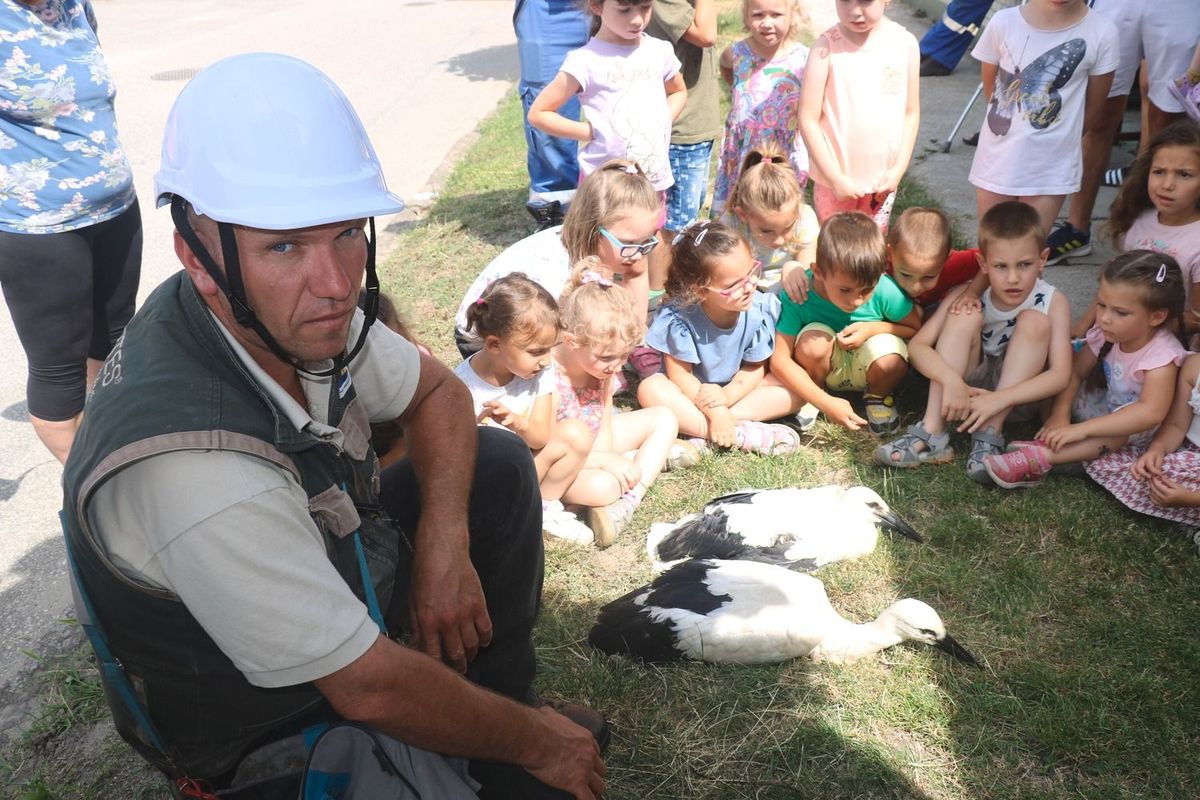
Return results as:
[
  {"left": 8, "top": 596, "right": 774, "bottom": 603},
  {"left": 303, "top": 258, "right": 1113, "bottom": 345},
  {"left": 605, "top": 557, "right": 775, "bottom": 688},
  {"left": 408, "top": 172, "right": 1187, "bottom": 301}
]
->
[{"left": 711, "top": 0, "right": 809, "bottom": 217}]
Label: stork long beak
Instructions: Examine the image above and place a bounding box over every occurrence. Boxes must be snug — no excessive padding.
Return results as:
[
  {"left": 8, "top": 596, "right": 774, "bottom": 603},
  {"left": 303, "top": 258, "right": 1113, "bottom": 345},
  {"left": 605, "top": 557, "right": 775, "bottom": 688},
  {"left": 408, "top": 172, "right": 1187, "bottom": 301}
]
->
[
  {"left": 877, "top": 510, "right": 924, "bottom": 543},
  {"left": 934, "top": 634, "right": 979, "bottom": 667}
]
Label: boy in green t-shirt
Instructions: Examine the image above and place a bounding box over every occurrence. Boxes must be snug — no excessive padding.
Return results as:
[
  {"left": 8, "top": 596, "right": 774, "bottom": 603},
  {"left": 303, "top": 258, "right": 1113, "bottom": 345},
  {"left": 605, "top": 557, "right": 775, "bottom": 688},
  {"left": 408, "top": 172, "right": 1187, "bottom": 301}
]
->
[{"left": 770, "top": 212, "right": 921, "bottom": 434}]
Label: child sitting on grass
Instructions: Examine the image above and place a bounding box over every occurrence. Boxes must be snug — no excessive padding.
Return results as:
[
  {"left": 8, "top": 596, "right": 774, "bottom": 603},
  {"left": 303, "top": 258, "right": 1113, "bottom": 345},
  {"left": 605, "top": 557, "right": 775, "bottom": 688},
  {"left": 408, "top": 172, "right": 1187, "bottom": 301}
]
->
[
  {"left": 770, "top": 211, "right": 920, "bottom": 434},
  {"left": 637, "top": 220, "right": 805, "bottom": 453},
  {"left": 454, "top": 274, "right": 594, "bottom": 543},
  {"left": 554, "top": 258, "right": 686, "bottom": 546},
  {"left": 1086, "top": 351, "right": 1200, "bottom": 534},
  {"left": 876, "top": 201, "right": 1073, "bottom": 483},
  {"left": 884, "top": 206, "right": 981, "bottom": 317}
]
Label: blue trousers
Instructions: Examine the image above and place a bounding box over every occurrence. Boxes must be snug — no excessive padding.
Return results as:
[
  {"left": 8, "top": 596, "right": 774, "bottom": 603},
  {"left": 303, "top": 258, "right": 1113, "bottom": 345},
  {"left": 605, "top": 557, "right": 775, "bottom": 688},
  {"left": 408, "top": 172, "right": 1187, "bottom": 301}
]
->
[
  {"left": 514, "top": 0, "right": 588, "bottom": 208},
  {"left": 919, "top": 0, "right": 995, "bottom": 71}
]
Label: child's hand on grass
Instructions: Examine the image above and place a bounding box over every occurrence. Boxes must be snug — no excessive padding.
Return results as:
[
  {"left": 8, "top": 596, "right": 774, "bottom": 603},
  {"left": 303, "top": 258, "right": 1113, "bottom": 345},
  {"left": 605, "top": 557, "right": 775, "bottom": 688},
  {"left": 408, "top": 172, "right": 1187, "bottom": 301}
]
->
[{"left": 824, "top": 397, "right": 867, "bottom": 431}]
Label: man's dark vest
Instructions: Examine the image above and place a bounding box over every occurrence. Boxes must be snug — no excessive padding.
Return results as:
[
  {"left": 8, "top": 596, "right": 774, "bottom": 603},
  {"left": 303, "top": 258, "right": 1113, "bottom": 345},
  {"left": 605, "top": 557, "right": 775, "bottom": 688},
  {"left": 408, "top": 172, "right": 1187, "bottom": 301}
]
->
[{"left": 61, "top": 272, "right": 402, "bottom": 783}]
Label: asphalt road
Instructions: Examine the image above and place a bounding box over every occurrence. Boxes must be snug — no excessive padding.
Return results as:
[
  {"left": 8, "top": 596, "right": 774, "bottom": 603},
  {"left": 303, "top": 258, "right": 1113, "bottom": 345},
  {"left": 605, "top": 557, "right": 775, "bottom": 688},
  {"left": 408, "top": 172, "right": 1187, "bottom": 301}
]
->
[{"left": 0, "top": 0, "right": 518, "bottom": 688}]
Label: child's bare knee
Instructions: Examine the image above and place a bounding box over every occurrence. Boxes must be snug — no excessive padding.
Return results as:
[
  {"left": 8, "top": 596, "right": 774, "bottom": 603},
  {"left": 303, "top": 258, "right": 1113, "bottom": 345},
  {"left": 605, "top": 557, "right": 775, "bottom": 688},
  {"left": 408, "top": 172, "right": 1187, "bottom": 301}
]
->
[
  {"left": 941, "top": 308, "right": 984, "bottom": 337},
  {"left": 795, "top": 332, "right": 832, "bottom": 372},
  {"left": 555, "top": 418, "right": 593, "bottom": 454},
  {"left": 868, "top": 353, "right": 908, "bottom": 379},
  {"left": 649, "top": 405, "right": 679, "bottom": 436},
  {"left": 1014, "top": 308, "right": 1050, "bottom": 335}
]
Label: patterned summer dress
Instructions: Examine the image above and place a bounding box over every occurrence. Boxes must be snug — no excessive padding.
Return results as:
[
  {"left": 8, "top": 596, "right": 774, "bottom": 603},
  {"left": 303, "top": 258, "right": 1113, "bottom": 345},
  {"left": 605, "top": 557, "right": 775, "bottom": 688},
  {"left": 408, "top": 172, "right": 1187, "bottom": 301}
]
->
[
  {"left": 1085, "top": 366, "right": 1200, "bottom": 528},
  {"left": 711, "top": 39, "right": 809, "bottom": 217}
]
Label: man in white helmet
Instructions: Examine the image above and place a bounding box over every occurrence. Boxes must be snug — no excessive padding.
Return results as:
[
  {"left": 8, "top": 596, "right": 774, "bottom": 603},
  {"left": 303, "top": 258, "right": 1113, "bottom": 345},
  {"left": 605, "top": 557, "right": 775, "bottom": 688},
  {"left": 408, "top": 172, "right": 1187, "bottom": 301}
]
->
[{"left": 61, "top": 53, "right": 607, "bottom": 799}]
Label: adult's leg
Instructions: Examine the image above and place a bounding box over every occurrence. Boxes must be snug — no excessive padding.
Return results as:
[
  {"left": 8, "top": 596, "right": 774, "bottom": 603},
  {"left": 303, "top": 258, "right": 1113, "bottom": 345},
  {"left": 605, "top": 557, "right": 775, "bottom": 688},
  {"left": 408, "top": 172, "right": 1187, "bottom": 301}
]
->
[
  {"left": 88, "top": 199, "right": 143, "bottom": 359},
  {"left": 1064, "top": 94, "right": 1128, "bottom": 233},
  {"left": 919, "top": 0, "right": 995, "bottom": 73},
  {"left": 1017, "top": 194, "right": 1067, "bottom": 244},
  {"left": 0, "top": 227, "right": 97, "bottom": 462},
  {"left": 380, "top": 426, "right": 543, "bottom": 704},
  {"left": 974, "top": 187, "right": 1013, "bottom": 238}
]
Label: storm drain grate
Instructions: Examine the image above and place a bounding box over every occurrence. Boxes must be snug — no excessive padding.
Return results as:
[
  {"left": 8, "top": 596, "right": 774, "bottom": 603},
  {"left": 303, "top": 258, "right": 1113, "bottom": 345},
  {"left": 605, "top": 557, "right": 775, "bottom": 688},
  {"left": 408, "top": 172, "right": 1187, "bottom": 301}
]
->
[{"left": 150, "top": 68, "right": 199, "bottom": 82}]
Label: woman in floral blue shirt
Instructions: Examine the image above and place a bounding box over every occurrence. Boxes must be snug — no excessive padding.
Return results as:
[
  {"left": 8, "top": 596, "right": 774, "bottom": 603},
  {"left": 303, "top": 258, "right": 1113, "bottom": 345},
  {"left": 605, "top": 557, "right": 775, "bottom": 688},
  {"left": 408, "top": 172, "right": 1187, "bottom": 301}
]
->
[{"left": 0, "top": 0, "right": 141, "bottom": 462}]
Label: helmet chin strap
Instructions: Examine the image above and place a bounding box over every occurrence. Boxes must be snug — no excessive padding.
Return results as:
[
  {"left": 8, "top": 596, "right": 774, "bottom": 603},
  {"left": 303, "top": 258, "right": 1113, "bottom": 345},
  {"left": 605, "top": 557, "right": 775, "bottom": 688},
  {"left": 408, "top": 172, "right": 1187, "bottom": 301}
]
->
[{"left": 170, "top": 196, "right": 379, "bottom": 378}]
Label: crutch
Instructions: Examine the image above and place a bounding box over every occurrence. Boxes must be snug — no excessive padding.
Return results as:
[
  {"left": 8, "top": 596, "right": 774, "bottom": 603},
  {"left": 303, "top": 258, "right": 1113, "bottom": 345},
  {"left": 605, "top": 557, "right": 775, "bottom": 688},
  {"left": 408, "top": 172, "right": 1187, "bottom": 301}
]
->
[{"left": 938, "top": 0, "right": 1024, "bottom": 153}]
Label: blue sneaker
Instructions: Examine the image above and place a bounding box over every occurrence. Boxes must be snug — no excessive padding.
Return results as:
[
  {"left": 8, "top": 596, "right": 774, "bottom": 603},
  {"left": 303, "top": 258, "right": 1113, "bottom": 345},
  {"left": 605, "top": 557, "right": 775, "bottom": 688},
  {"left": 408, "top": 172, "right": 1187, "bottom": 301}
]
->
[{"left": 1045, "top": 222, "right": 1091, "bottom": 266}]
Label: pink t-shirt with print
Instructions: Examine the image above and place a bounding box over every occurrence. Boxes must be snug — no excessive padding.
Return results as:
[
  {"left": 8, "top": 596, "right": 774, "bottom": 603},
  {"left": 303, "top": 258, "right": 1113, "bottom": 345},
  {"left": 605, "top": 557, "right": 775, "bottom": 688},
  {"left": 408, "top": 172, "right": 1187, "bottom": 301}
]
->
[
  {"left": 1124, "top": 209, "right": 1200, "bottom": 286},
  {"left": 1084, "top": 325, "right": 1188, "bottom": 413}
]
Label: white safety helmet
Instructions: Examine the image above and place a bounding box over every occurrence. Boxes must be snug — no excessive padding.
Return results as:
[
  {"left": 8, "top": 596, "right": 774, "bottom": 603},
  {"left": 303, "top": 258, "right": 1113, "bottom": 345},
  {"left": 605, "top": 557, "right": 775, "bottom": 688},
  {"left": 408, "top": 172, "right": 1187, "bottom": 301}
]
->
[{"left": 155, "top": 52, "right": 404, "bottom": 227}]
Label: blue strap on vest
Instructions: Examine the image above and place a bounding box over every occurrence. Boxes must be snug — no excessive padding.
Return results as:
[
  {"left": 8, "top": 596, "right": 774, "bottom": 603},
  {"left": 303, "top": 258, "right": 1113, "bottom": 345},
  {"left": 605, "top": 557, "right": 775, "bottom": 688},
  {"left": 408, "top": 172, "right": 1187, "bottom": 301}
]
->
[
  {"left": 353, "top": 531, "right": 386, "bottom": 633},
  {"left": 59, "top": 510, "right": 170, "bottom": 756}
]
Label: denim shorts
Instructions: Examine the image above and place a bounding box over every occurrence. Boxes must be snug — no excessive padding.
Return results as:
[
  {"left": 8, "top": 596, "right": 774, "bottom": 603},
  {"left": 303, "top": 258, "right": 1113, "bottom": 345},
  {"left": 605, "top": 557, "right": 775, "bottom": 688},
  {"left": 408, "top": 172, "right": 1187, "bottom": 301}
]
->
[{"left": 664, "top": 140, "right": 714, "bottom": 232}]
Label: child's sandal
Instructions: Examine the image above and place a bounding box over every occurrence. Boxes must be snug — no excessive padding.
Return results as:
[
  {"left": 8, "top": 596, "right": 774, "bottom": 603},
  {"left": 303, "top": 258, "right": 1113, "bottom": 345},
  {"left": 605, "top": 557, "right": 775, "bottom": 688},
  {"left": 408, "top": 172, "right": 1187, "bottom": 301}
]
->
[
  {"left": 874, "top": 421, "right": 953, "bottom": 468},
  {"left": 966, "top": 427, "right": 1006, "bottom": 485},
  {"left": 734, "top": 420, "right": 800, "bottom": 456}
]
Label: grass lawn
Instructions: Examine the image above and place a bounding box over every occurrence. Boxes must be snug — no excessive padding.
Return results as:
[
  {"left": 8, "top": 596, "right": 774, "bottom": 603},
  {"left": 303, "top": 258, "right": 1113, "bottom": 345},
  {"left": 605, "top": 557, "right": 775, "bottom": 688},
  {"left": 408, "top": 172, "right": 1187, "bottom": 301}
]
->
[{"left": 377, "top": 85, "right": 1200, "bottom": 800}]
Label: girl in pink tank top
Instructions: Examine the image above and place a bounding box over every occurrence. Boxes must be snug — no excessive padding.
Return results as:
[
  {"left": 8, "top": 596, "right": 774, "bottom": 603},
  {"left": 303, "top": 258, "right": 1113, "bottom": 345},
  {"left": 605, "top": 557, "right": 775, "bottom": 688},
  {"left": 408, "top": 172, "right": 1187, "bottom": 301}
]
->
[{"left": 798, "top": 0, "right": 920, "bottom": 233}]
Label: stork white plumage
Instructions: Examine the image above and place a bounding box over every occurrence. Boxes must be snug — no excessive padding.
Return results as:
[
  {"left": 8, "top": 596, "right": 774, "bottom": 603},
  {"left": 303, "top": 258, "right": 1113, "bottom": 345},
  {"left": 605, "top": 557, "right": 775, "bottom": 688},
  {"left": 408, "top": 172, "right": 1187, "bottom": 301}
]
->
[
  {"left": 589, "top": 559, "right": 978, "bottom": 666},
  {"left": 646, "top": 485, "right": 923, "bottom": 573}
]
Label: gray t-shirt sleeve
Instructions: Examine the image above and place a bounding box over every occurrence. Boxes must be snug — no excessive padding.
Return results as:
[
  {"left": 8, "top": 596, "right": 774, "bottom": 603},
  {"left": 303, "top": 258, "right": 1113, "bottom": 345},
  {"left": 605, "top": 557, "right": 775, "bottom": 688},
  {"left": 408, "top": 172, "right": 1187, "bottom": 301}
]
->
[{"left": 88, "top": 450, "right": 380, "bottom": 688}]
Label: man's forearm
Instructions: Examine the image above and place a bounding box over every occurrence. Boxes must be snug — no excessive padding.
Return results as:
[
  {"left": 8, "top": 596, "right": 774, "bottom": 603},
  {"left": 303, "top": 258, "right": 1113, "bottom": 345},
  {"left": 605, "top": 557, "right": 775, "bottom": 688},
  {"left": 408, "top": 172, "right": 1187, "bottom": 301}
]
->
[{"left": 402, "top": 357, "right": 477, "bottom": 539}]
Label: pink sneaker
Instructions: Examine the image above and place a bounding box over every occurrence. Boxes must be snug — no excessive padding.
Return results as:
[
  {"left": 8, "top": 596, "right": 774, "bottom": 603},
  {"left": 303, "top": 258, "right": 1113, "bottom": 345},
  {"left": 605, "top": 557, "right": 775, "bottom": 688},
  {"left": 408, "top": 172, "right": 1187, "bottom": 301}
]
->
[{"left": 983, "top": 446, "right": 1051, "bottom": 489}]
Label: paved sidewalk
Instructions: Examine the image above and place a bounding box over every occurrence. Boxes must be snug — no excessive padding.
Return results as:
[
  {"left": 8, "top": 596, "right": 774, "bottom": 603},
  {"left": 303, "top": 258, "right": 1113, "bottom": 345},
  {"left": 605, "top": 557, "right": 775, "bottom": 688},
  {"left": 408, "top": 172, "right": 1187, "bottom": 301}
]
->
[{"left": 0, "top": 0, "right": 517, "bottom": 698}]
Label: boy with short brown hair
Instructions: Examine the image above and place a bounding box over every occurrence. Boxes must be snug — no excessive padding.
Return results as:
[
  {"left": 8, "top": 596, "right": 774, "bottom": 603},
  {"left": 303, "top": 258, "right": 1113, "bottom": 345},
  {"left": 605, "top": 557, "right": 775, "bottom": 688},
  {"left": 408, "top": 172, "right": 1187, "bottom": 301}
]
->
[
  {"left": 886, "top": 206, "right": 981, "bottom": 315},
  {"left": 770, "top": 212, "right": 922, "bottom": 434}
]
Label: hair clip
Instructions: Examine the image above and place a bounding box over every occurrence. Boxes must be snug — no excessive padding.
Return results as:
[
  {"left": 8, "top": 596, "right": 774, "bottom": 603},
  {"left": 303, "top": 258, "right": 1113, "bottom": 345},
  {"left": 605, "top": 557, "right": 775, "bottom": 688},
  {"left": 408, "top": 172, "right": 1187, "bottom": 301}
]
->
[
  {"left": 475, "top": 297, "right": 486, "bottom": 305},
  {"left": 1156, "top": 263, "right": 1168, "bottom": 283},
  {"left": 581, "top": 269, "right": 613, "bottom": 287},
  {"left": 672, "top": 219, "right": 712, "bottom": 247}
]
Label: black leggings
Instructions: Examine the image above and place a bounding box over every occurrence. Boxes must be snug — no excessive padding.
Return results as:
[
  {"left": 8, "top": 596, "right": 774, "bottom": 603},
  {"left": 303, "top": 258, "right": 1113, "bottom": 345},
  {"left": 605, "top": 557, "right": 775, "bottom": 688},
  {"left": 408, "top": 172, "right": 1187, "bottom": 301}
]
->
[{"left": 0, "top": 199, "right": 142, "bottom": 421}]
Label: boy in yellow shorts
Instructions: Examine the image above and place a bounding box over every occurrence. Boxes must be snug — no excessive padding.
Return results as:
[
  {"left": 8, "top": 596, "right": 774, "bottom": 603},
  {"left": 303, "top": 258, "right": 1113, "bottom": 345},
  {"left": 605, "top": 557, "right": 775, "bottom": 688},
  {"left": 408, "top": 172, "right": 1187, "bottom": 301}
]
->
[{"left": 770, "top": 212, "right": 921, "bottom": 434}]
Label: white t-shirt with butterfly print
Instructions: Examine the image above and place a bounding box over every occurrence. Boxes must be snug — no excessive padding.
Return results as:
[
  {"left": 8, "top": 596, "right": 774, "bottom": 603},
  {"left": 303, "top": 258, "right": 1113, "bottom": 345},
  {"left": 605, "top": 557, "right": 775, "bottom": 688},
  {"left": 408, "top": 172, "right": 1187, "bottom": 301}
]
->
[{"left": 968, "top": 6, "right": 1119, "bottom": 196}]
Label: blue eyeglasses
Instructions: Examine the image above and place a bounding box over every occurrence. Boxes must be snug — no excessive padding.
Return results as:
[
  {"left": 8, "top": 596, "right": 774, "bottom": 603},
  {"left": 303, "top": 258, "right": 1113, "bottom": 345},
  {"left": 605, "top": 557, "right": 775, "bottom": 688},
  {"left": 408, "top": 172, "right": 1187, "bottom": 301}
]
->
[{"left": 598, "top": 226, "right": 659, "bottom": 259}]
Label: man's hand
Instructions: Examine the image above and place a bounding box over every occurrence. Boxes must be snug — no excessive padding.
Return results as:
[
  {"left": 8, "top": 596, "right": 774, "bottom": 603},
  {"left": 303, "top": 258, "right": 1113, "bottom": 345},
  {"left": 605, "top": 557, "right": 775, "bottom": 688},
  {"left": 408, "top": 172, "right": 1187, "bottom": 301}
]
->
[
  {"left": 523, "top": 707, "right": 606, "bottom": 799},
  {"left": 409, "top": 537, "right": 492, "bottom": 674}
]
